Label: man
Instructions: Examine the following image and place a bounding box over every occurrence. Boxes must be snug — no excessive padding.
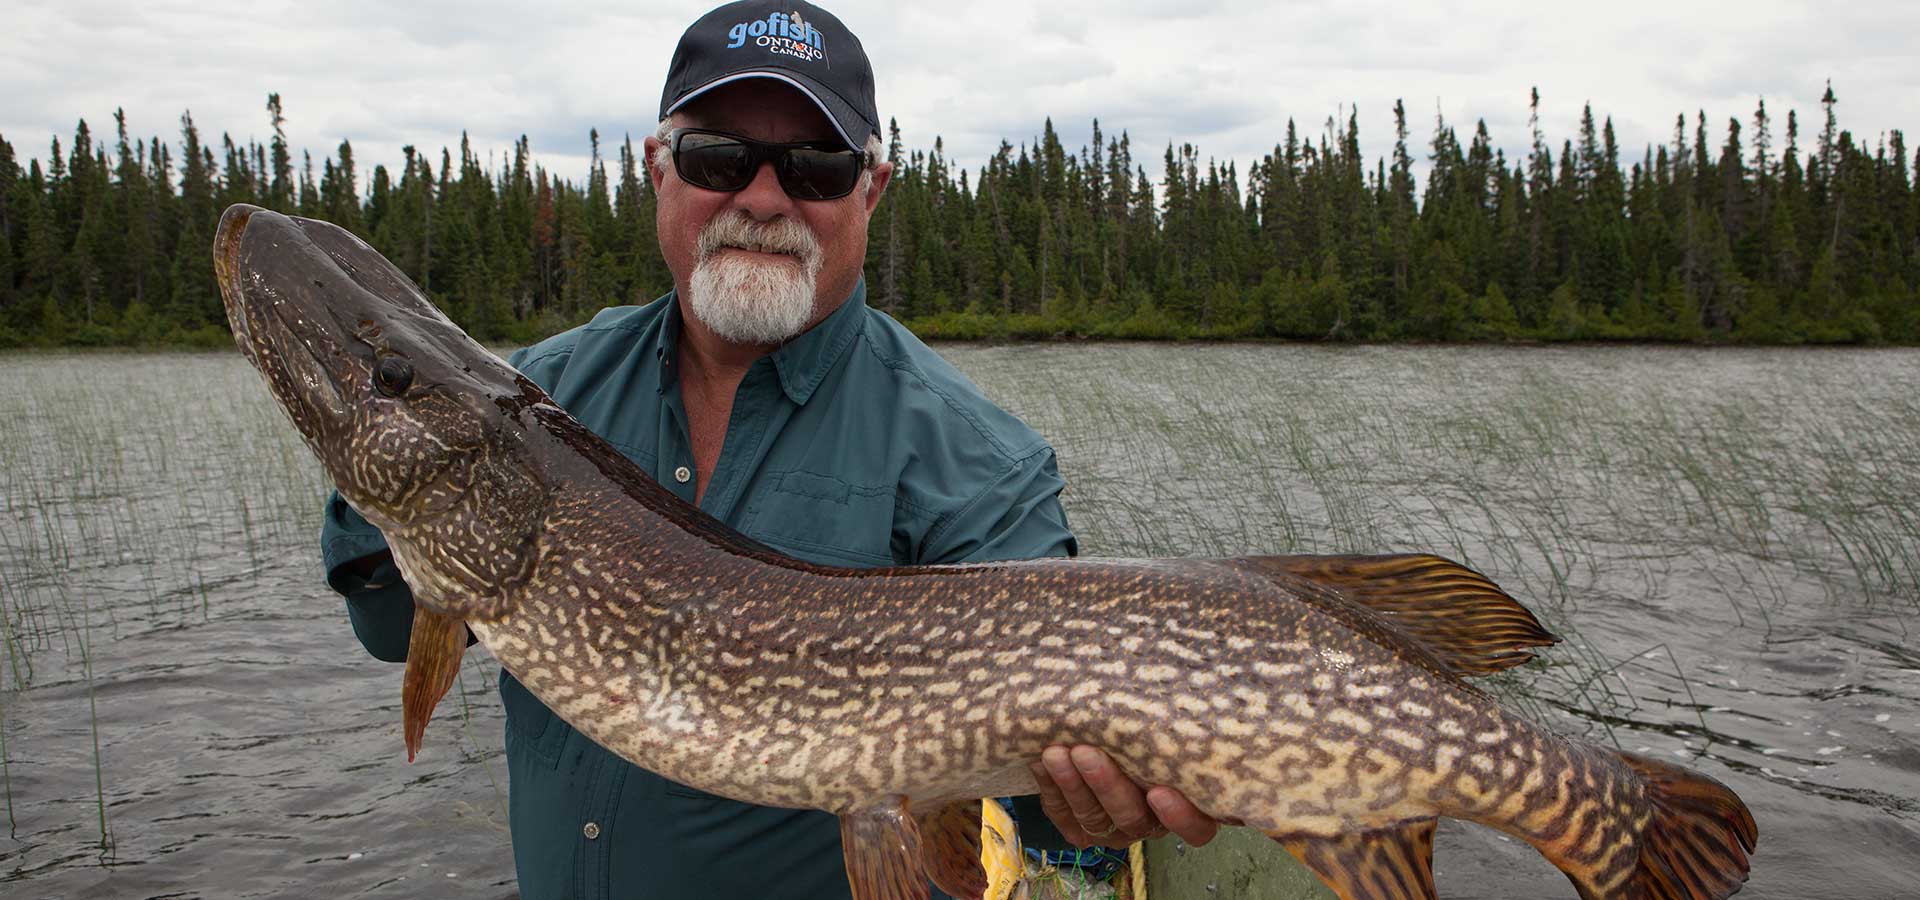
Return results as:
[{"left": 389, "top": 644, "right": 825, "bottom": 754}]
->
[{"left": 321, "top": 2, "right": 1216, "bottom": 897}]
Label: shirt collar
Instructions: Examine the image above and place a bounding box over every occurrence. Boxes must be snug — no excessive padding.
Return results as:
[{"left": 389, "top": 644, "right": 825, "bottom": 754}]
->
[
  {"left": 653, "top": 294, "right": 685, "bottom": 394},
  {"left": 655, "top": 280, "right": 868, "bottom": 406},
  {"left": 769, "top": 279, "right": 868, "bottom": 406}
]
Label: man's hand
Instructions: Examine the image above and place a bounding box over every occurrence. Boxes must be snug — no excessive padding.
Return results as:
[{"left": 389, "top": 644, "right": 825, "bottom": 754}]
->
[{"left": 1029, "top": 745, "right": 1220, "bottom": 848}]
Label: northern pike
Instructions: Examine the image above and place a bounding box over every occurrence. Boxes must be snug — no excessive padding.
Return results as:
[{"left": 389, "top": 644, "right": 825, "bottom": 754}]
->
[{"left": 214, "top": 202, "right": 1757, "bottom": 900}]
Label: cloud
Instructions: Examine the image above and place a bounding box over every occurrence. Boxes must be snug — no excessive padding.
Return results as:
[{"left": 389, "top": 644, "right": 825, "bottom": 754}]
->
[{"left": 4, "top": 0, "right": 1914, "bottom": 196}]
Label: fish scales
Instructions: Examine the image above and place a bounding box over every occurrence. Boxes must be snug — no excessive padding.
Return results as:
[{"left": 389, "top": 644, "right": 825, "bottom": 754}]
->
[
  {"left": 448, "top": 455, "right": 1679, "bottom": 899},
  {"left": 471, "top": 487, "right": 1519, "bottom": 830},
  {"left": 216, "top": 204, "right": 1758, "bottom": 900}
]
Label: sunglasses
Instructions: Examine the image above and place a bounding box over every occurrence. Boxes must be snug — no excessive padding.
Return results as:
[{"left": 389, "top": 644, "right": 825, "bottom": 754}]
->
[{"left": 669, "top": 128, "right": 870, "bottom": 201}]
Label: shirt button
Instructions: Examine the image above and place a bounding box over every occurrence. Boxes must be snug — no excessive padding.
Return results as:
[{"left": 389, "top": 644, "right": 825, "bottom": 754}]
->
[
  {"left": 583, "top": 821, "right": 601, "bottom": 840},
  {"left": 673, "top": 466, "right": 692, "bottom": 484}
]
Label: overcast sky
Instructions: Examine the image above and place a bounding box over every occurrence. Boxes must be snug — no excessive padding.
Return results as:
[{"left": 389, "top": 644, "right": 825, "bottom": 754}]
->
[{"left": 5, "top": 0, "right": 1916, "bottom": 194}]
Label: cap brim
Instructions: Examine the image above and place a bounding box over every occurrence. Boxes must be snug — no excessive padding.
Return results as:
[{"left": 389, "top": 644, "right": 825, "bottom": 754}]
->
[{"left": 664, "top": 70, "right": 871, "bottom": 151}]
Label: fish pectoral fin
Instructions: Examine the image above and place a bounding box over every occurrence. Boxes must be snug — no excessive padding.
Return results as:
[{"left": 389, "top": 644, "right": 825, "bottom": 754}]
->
[
  {"left": 401, "top": 605, "right": 468, "bottom": 762},
  {"left": 841, "top": 795, "right": 932, "bottom": 900},
  {"left": 1271, "top": 819, "right": 1438, "bottom": 900},
  {"left": 915, "top": 800, "right": 990, "bottom": 900},
  {"left": 1231, "top": 554, "right": 1559, "bottom": 676}
]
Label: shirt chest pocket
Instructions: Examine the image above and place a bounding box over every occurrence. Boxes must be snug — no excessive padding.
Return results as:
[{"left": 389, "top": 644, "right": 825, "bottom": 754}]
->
[{"left": 739, "top": 470, "right": 902, "bottom": 568}]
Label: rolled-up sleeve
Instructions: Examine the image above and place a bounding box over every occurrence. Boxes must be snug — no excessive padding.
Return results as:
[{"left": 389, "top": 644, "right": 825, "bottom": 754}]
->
[
  {"left": 321, "top": 493, "right": 415, "bottom": 664},
  {"left": 929, "top": 447, "right": 1078, "bottom": 565}
]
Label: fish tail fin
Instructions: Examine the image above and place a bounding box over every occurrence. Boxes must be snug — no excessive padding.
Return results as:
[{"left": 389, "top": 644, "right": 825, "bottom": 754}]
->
[
  {"left": 1548, "top": 750, "right": 1757, "bottom": 900},
  {"left": 1613, "top": 750, "right": 1757, "bottom": 900}
]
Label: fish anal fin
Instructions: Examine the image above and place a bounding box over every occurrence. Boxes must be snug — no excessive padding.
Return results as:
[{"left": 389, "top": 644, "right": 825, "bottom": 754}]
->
[
  {"left": 917, "top": 800, "right": 989, "bottom": 900},
  {"left": 841, "top": 795, "right": 932, "bottom": 900},
  {"left": 401, "top": 605, "right": 468, "bottom": 762},
  {"left": 1233, "top": 554, "right": 1558, "bottom": 676},
  {"left": 1271, "top": 819, "right": 1438, "bottom": 900}
]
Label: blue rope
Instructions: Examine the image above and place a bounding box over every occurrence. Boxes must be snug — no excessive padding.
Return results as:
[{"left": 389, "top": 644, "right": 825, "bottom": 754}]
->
[
  {"left": 1028, "top": 845, "right": 1129, "bottom": 881},
  {"left": 994, "top": 797, "right": 1130, "bottom": 881}
]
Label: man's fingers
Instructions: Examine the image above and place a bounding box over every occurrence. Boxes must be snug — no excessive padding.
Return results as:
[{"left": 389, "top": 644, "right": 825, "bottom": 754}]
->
[
  {"left": 1147, "top": 785, "right": 1221, "bottom": 847},
  {"left": 1029, "top": 759, "right": 1095, "bottom": 847},
  {"left": 1068, "top": 746, "right": 1160, "bottom": 841},
  {"left": 1033, "top": 745, "right": 1224, "bottom": 849},
  {"left": 1040, "top": 746, "right": 1117, "bottom": 842}
]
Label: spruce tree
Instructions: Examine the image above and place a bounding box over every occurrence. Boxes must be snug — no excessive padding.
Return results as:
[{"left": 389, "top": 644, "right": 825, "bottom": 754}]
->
[
  {"left": 0, "top": 89, "right": 1911, "bottom": 346},
  {"left": 0, "top": 135, "right": 14, "bottom": 321},
  {"left": 266, "top": 93, "right": 295, "bottom": 211}
]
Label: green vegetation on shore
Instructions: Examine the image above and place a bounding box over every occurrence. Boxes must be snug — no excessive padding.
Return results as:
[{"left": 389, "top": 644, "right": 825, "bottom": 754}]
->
[{"left": 0, "top": 86, "right": 1914, "bottom": 348}]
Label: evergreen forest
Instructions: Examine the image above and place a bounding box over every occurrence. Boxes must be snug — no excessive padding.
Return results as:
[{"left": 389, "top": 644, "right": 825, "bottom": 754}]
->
[{"left": 0, "top": 87, "right": 1915, "bottom": 348}]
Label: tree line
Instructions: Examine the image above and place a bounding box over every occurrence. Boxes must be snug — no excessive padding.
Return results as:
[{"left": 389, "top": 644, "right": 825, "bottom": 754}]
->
[{"left": 0, "top": 86, "right": 1914, "bottom": 348}]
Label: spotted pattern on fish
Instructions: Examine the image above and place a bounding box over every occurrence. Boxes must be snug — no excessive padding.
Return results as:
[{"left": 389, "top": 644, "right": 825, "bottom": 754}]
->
[
  {"left": 454, "top": 490, "right": 1618, "bottom": 862},
  {"left": 217, "top": 203, "right": 1759, "bottom": 900}
]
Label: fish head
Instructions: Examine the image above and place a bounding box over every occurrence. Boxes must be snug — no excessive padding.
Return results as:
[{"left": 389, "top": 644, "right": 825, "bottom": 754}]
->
[{"left": 216, "top": 203, "right": 548, "bottom": 619}]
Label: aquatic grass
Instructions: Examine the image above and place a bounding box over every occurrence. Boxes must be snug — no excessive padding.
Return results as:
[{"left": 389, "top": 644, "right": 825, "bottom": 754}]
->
[
  {"left": 1, "top": 345, "right": 1917, "bottom": 889},
  {"left": 0, "top": 567, "right": 17, "bottom": 839},
  {"left": 69, "top": 588, "right": 112, "bottom": 858},
  {"left": 455, "top": 651, "right": 509, "bottom": 824},
  {"left": 0, "top": 351, "right": 336, "bottom": 850},
  {"left": 0, "top": 697, "right": 11, "bottom": 840},
  {"left": 0, "top": 561, "right": 31, "bottom": 691},
  {"left": 947, "top": 343, "right": 1920, "bottom": 735}
]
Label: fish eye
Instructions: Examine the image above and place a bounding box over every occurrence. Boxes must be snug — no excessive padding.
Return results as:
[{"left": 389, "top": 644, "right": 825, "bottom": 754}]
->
[{"left": 374, "top": 356, "right": 414, "bottom": 397}]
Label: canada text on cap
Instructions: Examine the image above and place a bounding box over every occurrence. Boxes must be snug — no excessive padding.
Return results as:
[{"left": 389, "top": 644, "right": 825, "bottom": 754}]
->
[{"left": 659, "top": 1, "right": 880, "bottom": 151}]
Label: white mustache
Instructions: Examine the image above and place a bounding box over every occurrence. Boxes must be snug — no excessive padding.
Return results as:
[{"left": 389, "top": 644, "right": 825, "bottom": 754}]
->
[{"left": 697, "top": 212, "right": 823, "bottom": 271}]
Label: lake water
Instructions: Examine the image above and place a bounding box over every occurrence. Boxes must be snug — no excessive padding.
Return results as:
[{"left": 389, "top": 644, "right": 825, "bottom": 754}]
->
[{"left": 1, "top": 344, "right": 1916, "bottom": 898}]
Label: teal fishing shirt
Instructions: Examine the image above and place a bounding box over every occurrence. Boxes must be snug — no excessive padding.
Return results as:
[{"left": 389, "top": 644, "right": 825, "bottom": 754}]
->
[{"left": 320, "top": 281, "right": 1079, "bottom": 900}]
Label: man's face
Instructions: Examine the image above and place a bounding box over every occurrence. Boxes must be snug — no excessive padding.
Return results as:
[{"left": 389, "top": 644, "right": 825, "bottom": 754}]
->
[{"left": 644, "top": 79, "right": 891, "bottom": 346}]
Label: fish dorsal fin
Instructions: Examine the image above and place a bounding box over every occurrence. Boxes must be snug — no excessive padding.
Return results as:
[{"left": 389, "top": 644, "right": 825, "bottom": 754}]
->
[
  {"left": 841, "top": 796, "right": 932, "bottom": 900},
  {"left": 1227, "top": 554, "right": 1558, "bottom": 677},
  {"left": 916, "top": 800, "right": 989, "bottom": 900},
  {"left": 1272, "top": 819, "right": 1439, "bottom": 900}
]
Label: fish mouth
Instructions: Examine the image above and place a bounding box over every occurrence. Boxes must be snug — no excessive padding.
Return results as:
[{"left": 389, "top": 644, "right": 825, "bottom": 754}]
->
[
  {"left": 215, "top": 204, "right": 358, "bottom": 434},
  {"left": 213, "top": 205, "right": 258, "bottom": 356}
]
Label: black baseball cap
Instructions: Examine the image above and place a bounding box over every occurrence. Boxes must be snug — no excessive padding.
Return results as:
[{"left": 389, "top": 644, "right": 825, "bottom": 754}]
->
[{"left": 659, "top": 1, "right": 879, "bottom": 152}]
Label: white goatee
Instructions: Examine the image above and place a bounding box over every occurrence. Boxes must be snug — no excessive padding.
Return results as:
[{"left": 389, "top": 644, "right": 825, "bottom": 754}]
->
[{"left": 686, "top": 211, "right": 826, "bottom": 345}]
